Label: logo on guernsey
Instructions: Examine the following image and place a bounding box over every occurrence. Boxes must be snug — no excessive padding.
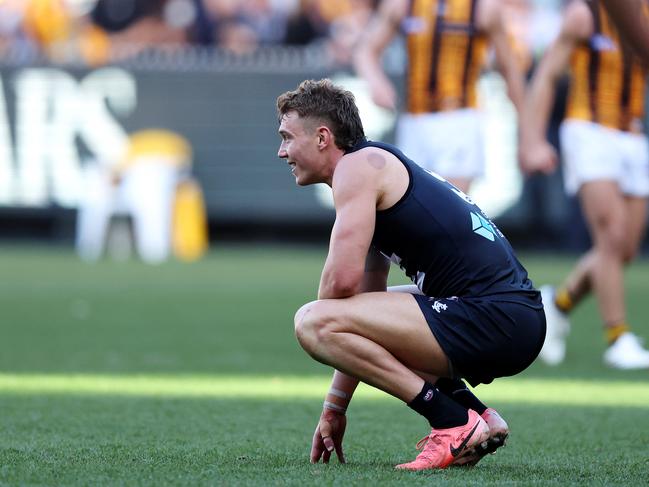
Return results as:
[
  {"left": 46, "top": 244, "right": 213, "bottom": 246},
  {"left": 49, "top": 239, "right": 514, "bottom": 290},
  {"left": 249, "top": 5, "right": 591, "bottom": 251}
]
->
[
  {"left": 402, "top": 16, "right": 427, "bottom": 34},
  {"left": 423, "top": 389, "right": 434, "bottom": 401},
  {"left": 590, "top": 34, "right": 616, "bottom": 52},
  {"left": 432, "top": 301, "right": 447, "bottom": 313},
  {"left": 471, "top": 212, "right": 495, "bottom": 241}
]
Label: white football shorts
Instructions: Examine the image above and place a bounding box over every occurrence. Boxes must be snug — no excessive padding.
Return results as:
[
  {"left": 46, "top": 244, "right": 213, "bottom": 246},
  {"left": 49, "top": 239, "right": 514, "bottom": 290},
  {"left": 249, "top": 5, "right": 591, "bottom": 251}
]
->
[
  {"left": 559, "top": 119, "right": 649, "bottom": 197},
  {"left": 396, "top": 109, "right": 485, "bottom": 179}
]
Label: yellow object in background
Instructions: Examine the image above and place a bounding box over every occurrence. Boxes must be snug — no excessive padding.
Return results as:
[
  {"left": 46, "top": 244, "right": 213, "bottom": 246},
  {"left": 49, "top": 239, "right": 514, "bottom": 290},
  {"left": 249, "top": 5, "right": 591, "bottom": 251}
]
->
[
  {"left": 24, "top": 0, "right": 70, "bottom": 45},
  {"left": 124, "top": 130, "right": 192, "bottom": 165},
  {"left": 172, "top": 179, "right": 209, "bottom": 262},
  {"left": 23, "top": 0, "right": 112, "bottom": 65},
  {"left": 79, "top": 23, "right": 111, "bottom": 66},
  {"left": 120, "top": 129, "right": 192, "bottom": 172}
]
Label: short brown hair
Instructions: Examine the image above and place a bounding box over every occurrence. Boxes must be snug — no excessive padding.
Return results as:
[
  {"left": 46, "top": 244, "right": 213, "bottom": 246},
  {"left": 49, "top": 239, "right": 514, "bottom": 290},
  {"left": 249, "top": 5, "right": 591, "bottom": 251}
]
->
[{"left": 277, "top": 79, "right": 365, "bottom": 151}]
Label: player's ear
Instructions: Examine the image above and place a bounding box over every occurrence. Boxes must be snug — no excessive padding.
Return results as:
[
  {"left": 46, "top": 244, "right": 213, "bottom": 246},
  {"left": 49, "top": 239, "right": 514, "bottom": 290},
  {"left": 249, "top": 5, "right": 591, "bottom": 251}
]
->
[{"left": 316, "top": 126, "right": 332, "bottom": 149}]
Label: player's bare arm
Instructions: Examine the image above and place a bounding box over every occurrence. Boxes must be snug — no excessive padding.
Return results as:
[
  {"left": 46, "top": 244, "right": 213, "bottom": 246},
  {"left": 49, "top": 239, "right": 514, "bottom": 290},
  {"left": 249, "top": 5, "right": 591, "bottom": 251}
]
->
[
  {"left": 311, "top": 249, "right": 390, "bottom": 464},
  {"left": 311, "top": 154, "right": 392, "bottom": 464},
  {"left": 317, "top": 152, "right": 386, "bottom": 300},
  {"left": 601, "top": 0, "right": 649, "bottom": 63},
  {"left": 354, "top": 0, "right": 408, "bottom": 110},
  {"left": 518, "top": 1, "right": 593, "bottom": 175},
  {"left": 479, "top": 0, "right": 526, "bottom": 113}
]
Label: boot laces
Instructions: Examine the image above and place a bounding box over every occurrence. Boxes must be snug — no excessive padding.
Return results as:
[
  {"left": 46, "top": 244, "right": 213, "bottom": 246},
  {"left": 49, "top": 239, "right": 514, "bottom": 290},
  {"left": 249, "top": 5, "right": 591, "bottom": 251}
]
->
[{"left": 414, "top": 432, "right": 445, "bottom": 461}]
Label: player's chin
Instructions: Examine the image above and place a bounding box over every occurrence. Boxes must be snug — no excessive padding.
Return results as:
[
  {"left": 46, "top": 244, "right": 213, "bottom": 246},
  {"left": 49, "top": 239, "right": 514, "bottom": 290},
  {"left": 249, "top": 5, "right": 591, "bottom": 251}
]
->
[
  {"left": 293, "top": 170, "right": 319, "bottom": 186},
  {"left": 294, "top": 174, "right": 311, "bottom": 186},
  {"left": 296, "top": 178, "right": 318, "bottom": 187}
]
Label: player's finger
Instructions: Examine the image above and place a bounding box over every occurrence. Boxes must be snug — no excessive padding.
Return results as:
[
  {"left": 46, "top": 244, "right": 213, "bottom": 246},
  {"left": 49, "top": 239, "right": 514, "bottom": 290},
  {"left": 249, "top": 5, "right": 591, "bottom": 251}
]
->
[
  {"left": 322, "top": 445, "right": 332, "bottom": 464},
  {"left": 322, "top": 435, "right": 335, "bottom": 453},
  {"left": 310, "top": 430, "right": 324, "bottom": 463},
  {"left": 310, "top": 443, "right": 323, "bottom": 463},
  {"left": 319, "top": 424, "right": 334, "bottom": 452}
]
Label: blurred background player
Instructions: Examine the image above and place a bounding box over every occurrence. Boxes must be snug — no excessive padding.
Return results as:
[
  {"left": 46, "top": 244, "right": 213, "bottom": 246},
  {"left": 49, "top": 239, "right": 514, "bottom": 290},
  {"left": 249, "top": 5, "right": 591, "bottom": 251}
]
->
[
  {"left": 355, "top": 0, "right": 525, "bottom": 194},
  {"left": 600, "top": 0, "right": 649, "bottom": 63},
  {"left": 519, "top": 0, "right": 649, "bottom": 369}
]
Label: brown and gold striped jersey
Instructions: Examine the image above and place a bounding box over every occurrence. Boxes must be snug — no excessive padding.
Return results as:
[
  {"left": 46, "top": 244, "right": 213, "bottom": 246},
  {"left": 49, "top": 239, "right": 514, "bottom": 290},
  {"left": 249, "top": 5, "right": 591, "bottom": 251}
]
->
[
  {"left": 404, "top": 0, "right": 488, "bottom": 113},
  {"left": 566, "top": 0, "right": 647, "bottom": 132}
]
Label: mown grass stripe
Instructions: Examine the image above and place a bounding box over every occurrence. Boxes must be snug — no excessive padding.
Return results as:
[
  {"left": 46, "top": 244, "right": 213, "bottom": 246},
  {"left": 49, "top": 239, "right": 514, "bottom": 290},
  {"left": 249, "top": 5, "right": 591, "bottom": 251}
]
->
[{"left": 0, "top": 374, "right": 647, "bottom": 407}]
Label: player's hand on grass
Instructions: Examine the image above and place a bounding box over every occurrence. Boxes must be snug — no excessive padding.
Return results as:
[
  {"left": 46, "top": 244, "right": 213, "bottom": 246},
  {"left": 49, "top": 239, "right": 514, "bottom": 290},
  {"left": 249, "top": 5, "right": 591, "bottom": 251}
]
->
[{"left": 310, "top": 409, "right": 347, "bottom": 464}]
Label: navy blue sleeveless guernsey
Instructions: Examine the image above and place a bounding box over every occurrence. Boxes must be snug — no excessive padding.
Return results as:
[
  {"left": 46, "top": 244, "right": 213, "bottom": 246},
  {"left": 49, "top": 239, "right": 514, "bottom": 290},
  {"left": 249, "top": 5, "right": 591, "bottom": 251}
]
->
[{"left": 348, "top": 139, "right": 538, "bottom": 301}]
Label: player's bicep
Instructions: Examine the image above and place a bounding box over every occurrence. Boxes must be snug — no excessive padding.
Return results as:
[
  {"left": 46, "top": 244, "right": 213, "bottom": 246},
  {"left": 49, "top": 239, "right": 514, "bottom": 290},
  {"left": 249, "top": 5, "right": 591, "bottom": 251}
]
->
[
  {"left": 328, "top": 191, "right": 376, "bottom": 273},
  {"left": 319, "top": 162, "right": 379, "bottom": 297}
]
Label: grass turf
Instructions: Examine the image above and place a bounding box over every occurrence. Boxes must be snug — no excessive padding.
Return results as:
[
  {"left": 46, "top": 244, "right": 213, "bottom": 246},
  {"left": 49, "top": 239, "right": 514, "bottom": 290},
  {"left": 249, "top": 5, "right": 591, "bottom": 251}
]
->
[{"left": 1, "top": 245, "right": 648, "bottom": 485}]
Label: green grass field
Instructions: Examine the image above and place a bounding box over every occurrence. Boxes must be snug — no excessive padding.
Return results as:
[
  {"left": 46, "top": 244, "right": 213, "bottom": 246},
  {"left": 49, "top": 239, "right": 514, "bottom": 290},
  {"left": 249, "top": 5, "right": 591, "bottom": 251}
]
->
[{"left": 1, "top": 246, "right": 648, "bottom": 486}]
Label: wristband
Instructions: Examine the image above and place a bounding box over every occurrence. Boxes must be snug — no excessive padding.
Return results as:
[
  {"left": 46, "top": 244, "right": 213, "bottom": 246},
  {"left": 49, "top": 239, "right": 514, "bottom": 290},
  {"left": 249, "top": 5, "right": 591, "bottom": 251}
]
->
[
  {"left": 323, "top": 400, "right": 347, "bottom": 413},
  {"left": 328, "top": 388, "right": 350, "bottom": 400}
]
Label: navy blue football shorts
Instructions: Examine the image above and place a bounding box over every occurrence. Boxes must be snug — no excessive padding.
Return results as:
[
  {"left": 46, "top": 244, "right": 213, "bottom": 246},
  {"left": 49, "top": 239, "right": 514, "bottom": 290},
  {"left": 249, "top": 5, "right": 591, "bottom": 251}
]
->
[{"left": 413, "top": 293, "right": 546, "bottom": 387}]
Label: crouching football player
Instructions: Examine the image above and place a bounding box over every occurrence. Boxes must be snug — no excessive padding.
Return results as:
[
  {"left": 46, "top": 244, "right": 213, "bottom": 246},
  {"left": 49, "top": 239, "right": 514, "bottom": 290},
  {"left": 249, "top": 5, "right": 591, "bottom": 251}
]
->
[{"left": 277, "top": 79, "right": 545, "bottom": 469}]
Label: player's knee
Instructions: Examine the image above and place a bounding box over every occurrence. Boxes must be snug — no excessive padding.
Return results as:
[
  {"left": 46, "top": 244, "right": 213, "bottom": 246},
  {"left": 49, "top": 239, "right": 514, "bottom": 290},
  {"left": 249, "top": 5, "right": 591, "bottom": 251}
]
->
[
  {"left": 294, "top": 302, "right": 312, "bottom": 345},
  {"left": 294, "top": 301, "right": 320, "bottom": 352},
  {"left": 294, "top": 300, "right": 337, "bottom": 354},
  {"left": 594, "top": 218, "right": 626, "bottom": 257},
  {"left": 622, "top": 244, "right": 639, "bottom": 265}
]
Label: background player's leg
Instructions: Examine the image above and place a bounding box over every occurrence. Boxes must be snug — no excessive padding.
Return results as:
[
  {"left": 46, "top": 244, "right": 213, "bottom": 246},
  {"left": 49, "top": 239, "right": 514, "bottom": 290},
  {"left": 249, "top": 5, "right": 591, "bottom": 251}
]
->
[
  {"left": 621, "top": 195, "right": 648, "bottom": 265},
  {"left": 541, "top": 187, "right": 647, "bottom": 366},
  {"left": 555, "top": 182, "right": 625, "bottom": 324},
  {"left": 554, "top": 183, "right": 649, "bottom": 368},
  {"left": 563, "top": 194, "right": 647, "bottom": 312},
  {"left": 575, "top": 182, "right": 627, "bottom": 324},
  {"left": 557, "top": 250, "right": 594, "bottom": 308},
  {"left": 602, "top": 195, "right": 649, "bottom": 368}
]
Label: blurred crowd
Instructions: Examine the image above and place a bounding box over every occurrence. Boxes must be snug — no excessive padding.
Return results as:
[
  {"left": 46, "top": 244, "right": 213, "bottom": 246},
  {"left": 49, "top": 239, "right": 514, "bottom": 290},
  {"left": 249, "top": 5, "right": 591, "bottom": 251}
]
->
[
  {"left": 0, "top": 0, "right": 566, "bottom": 68},
  {"left": 0, "top": 0, "right": 379, "bottom": 66}
]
